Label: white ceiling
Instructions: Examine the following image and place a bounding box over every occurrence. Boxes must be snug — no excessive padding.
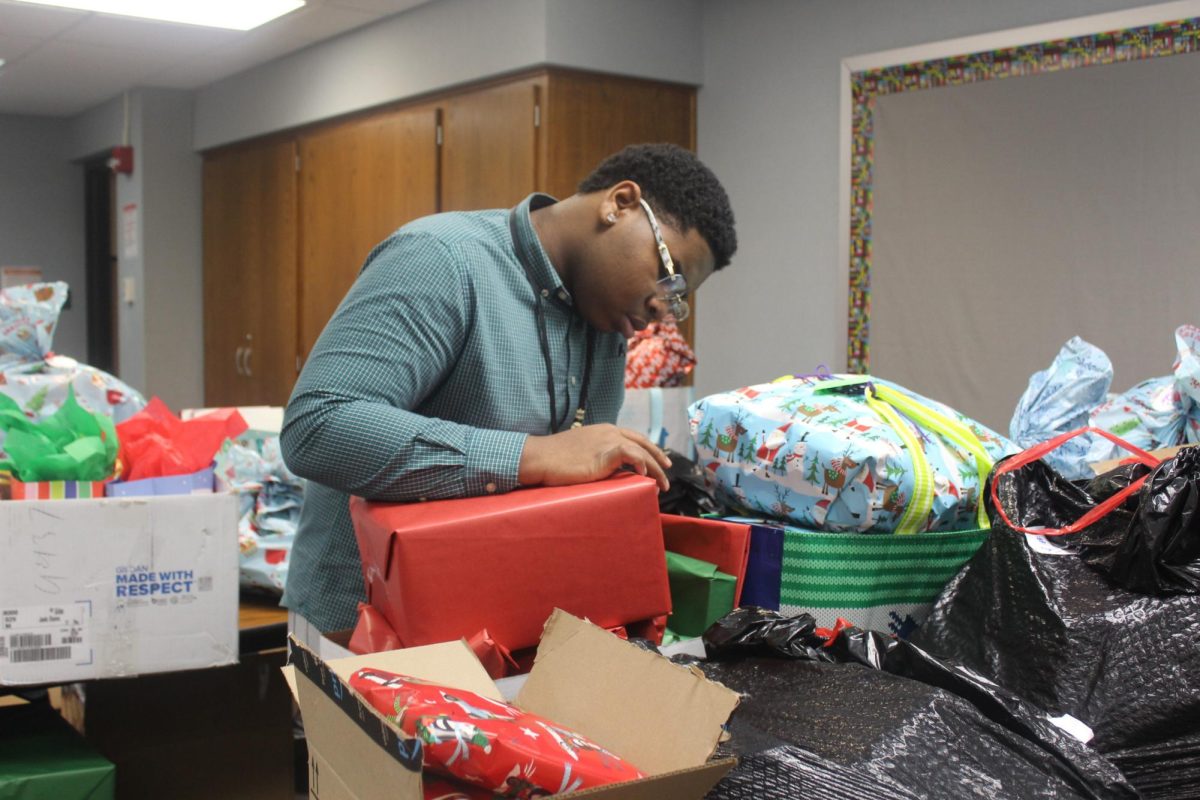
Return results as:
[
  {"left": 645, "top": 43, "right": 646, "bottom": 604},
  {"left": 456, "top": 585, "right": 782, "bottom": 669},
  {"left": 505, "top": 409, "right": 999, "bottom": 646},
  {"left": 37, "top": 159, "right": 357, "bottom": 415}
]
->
[{"left": 0, "top": 0, "right": 432, "bottom": 117}]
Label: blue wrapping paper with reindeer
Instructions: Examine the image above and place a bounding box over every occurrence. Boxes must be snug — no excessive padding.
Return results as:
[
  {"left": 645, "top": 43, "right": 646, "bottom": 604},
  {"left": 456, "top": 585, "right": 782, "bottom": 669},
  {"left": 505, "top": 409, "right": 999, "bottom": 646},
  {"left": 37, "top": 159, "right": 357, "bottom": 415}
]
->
[{"left": 688, "top": 375, "right": 1016, "bottom": 533}]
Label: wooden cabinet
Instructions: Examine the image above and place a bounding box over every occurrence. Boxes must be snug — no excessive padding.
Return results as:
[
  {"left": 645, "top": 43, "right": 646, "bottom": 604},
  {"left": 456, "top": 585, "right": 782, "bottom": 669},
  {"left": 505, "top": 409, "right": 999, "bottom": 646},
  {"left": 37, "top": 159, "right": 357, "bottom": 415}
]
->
[
  {"left": 203, "top": 69, "right": 696, "bottom": 406},
  {"left": 297, "top": 104, "right": 439, "bottom": 359},
  {"left": 202, "top": 137, "right": 298, "bottom": 407},
  {"left": 441, "top": 78, "right": 540, "bottom": 212},
  {"left": 539, "top": 71, "right": 696, "bottom": 201}
]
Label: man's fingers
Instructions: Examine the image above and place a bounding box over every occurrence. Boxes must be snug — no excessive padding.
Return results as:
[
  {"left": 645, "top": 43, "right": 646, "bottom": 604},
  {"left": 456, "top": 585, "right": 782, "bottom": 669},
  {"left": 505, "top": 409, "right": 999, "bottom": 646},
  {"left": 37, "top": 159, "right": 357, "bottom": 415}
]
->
[
  {"left": 614, "top": 442, "right": 670, "bottom": 493},
  {"left": 617, "top": 427, "right": 672, "bottom": 469}
]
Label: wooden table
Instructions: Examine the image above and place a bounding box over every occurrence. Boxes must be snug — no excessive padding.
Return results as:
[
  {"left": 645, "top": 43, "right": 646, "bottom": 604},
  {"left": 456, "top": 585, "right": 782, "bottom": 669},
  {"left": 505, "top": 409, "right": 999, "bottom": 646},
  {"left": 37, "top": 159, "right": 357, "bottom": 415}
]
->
[{"left": 238, "top": 595, "right": 289, "bottom": 655}]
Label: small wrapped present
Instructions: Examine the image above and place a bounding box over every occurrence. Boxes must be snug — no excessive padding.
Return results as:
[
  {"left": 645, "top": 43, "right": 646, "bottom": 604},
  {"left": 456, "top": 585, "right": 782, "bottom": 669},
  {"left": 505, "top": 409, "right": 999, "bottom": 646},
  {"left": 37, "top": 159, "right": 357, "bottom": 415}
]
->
[
  {"left": 665, "top": 552, "right": 737, "bottom": 639},
  {"left": 349, "top": 668, "right": 646, "bottom": 796}
]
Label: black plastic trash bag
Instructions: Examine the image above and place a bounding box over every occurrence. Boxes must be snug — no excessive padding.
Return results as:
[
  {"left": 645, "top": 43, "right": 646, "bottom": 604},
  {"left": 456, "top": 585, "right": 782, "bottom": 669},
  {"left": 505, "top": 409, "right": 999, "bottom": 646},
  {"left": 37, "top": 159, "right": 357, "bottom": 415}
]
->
[
  {"left": 703, "top": 606, "right": 834, "bottom": 662},
  {"left": 1079, "top": 446, "right": 1200, "bottom": 594},
  {"left": 698, "top": 609, "right": 1137, "bottom": 800},
  {"left": 986, "top": 428, "right": 1200, "bottom": 596},
  {"left": 657, "top": 448, "right": 728, "bottom": 517},
  {"left": 914, "top": 429, "right": 1200, "bottom": 799},
  {"left": 709, "top": 744, "right": 924, "bottom": 800}
]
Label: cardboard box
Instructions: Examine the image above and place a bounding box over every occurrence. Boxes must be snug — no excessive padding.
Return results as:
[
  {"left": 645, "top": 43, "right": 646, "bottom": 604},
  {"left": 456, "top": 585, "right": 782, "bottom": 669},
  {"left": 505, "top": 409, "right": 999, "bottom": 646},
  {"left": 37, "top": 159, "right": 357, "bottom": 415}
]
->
[
  {"left": 351, "top": 474, "right": 671, "bottom": 652},
  {"left": 285, "top": 609, "right": 740, "bottom": 800},
  {"left": 105, "top": 466, "right": 214, "bottom": 497},
  {"left": 0, "top": 493, "right": 239, "bottom": 686}
]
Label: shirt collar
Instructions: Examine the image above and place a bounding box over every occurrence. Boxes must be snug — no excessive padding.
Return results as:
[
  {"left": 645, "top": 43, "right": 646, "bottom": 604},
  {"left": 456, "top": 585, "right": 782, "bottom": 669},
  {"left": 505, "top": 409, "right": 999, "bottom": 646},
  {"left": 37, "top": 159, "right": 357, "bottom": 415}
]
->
[{"left": 512, "top": 192, "right": 574, "bottom": 306}]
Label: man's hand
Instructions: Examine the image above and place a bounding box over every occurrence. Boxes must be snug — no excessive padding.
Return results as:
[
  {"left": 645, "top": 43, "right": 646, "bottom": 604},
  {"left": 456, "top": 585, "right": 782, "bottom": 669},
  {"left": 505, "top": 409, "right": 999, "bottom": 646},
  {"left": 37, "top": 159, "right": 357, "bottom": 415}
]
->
[{"left": 518, "top": 424, "right": 672, "bottom": 492}]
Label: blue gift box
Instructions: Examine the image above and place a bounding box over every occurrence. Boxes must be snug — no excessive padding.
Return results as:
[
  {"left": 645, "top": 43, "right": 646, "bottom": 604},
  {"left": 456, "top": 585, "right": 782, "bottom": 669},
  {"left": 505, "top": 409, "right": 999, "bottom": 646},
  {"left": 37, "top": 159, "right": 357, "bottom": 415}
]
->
[
  {"left": 739, "top": 523, "right": 784, "bottom": 611},
  {"left": 105, "top": 466, "right": 214, "bottom": 497}
]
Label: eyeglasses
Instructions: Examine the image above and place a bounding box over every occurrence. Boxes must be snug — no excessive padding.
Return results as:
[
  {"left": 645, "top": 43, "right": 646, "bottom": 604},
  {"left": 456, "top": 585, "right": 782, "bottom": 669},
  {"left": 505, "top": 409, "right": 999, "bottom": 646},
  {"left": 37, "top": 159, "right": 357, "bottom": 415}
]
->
[{"left": 638, "top": 198, "right": 689, "bottom": 322}]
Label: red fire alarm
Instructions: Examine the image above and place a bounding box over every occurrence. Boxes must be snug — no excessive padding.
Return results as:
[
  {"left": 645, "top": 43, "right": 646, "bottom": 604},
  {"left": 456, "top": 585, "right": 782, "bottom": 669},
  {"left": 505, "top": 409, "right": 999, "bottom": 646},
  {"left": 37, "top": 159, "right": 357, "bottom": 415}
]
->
[{"left": 109, "top": 145, "right": 134, "bottom": 175}]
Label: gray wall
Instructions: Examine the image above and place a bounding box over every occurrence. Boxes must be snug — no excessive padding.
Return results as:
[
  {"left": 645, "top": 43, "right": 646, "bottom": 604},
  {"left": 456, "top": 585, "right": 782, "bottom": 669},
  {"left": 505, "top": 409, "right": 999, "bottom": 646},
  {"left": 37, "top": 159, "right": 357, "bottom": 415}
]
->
[
  {"left": 194, "top": 0, "right": 704, "bottom": 150},
  {"left": 0, "top": 114, "right": 86, "bottom": 360},
  {"left": 870, "top": 52, "right": 1200, "bottom": 431},
  {"left": 63, "top": 89, "right": 202, "bottom": 408},
  {"left": 6, "top": 0, "right": 1179, "bottom": 411},
  {"left": 140, "top": 89, "right": 203, "bottom": 410},
  {"left": 694, "top": 0, "right": 1170, "bottom": 398}
]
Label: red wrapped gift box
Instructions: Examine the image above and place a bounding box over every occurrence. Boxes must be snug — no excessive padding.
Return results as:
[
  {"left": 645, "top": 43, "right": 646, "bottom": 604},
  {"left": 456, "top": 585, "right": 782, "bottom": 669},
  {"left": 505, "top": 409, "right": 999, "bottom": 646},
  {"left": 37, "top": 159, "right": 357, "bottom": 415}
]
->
[{"left": 350, "top": 473, "right": 671, "bottom": 653}]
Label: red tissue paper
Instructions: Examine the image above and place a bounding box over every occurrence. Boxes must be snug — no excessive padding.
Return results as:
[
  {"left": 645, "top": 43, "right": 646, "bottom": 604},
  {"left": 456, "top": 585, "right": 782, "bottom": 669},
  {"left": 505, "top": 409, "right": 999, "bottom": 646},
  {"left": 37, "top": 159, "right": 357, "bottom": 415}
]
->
[{"left": 115, "top": 397, "right": 247, "bottom": 480}]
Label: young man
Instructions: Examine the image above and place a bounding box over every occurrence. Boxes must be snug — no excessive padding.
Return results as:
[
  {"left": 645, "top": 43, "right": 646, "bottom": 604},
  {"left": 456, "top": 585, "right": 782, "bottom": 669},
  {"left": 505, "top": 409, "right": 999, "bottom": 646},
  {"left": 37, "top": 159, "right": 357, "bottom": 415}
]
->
[{"left": 281, "top": 143, "right": 738, "bottom": 638}]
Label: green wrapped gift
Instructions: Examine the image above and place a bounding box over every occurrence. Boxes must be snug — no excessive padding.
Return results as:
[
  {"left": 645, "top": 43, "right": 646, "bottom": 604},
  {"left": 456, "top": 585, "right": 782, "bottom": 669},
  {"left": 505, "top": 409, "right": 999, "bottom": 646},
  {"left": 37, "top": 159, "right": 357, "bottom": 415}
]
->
[
  {"left": 0, "top": 703, "right": 115, "bottom": 800},
  {"left": 665, "top": 550, "right": 738, "bottom": 639},
  {"left": 0, "top": 386, "right": 117, "bottom": 482}
]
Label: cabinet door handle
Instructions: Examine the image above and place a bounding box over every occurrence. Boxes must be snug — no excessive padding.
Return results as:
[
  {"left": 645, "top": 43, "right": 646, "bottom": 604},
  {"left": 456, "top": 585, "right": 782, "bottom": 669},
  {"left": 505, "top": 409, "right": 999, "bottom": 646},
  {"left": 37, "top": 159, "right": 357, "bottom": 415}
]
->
[
  {"left": 235, "top": 346, "right": 245, "bottom": 376},
  {"left": 244, "top": 347, "right": 253, "bottom": 377}
]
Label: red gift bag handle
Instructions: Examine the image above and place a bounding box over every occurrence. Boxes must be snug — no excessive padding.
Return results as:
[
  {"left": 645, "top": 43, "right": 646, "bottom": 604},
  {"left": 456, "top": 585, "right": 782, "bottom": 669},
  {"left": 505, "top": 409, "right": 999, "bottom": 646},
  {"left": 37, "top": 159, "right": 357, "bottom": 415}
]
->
[{"left": 989, "top": 427, "right": 1162, "bottom": 536}]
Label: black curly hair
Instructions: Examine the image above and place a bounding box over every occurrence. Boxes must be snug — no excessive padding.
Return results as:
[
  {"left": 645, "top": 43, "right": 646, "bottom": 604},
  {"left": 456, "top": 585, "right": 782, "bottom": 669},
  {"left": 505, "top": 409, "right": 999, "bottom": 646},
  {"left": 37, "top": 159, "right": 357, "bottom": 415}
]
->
[{"left": 578, "top": 143, "right": 737, "bottom": 270}]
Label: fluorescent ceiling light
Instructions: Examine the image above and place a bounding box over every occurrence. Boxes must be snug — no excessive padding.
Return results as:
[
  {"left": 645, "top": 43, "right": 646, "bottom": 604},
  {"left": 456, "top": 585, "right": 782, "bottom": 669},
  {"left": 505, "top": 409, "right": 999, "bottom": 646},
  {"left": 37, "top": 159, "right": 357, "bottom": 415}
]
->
[{"left": 10, "top": 0, "right": 306, "bottom": 30}]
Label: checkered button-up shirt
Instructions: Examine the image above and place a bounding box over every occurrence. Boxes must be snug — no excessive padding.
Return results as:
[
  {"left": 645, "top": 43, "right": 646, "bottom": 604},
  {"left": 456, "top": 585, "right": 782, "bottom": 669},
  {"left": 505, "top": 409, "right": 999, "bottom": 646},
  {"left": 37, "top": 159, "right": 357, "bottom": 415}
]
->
[{"left": 280, "top": 194, "right": 627, "bottom": 632}]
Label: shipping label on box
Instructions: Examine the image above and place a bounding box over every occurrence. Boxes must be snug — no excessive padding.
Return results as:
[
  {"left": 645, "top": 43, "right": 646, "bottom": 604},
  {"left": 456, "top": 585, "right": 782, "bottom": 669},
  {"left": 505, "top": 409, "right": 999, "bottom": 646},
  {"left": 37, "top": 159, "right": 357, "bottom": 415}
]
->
[{"left": 0, "top": 494, "right": 240, "bottom": 686}]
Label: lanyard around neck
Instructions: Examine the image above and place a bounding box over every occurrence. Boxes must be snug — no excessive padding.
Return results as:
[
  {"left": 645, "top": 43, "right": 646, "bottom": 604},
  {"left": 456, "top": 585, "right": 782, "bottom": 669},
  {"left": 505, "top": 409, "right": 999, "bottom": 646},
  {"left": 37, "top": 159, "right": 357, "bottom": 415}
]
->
[{"left": 508, "top": 207, "right": 595, "bottom": 434}]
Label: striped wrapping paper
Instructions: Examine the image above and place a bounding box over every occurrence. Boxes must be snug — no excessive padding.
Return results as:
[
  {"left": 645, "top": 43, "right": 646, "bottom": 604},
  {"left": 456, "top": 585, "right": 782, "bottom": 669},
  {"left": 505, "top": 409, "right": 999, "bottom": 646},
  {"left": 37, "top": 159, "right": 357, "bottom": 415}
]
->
[
  {"left": 9, "top": 480, "right": 109, "bottom": 500},
  {"left": 779, "top": 526, "right": 988, "bottom": 638}
]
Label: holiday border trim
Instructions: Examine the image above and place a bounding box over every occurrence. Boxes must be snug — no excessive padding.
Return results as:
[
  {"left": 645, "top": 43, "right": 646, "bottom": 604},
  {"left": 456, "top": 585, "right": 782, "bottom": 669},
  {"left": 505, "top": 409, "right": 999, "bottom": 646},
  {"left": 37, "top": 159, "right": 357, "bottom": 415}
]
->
[{"left": 847, "top": 17, "right": 1200, "bottom": 373}]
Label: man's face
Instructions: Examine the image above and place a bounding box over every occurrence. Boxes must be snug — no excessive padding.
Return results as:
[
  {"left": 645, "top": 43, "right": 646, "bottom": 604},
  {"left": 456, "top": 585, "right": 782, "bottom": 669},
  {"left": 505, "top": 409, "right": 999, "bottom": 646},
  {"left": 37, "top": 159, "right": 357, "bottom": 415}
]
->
[{"left": 574, "top": 200, "right": 716, "bottom": 338}]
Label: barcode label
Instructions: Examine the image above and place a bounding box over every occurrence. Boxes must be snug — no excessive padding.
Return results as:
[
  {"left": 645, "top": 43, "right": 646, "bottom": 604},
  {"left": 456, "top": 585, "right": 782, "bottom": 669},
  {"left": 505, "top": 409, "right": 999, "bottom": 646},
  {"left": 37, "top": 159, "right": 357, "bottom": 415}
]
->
[
  {"left": 0, "top": 604, "right": 90, "bottom": 667},
  {"left": 12, "top": 646, "right": 73, "bottom": 663},
  {"left": 12, "top": 633, "right": 52, "bottom": 648}
]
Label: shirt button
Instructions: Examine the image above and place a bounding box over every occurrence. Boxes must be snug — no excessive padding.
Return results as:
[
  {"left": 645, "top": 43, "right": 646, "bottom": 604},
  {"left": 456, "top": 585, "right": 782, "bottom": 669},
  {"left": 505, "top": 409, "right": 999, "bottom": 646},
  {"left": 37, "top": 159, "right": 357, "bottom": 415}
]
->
[
  {"left": 485, "top": 482, "right": 497, "bottom": 493},
  {"left": 540, "top": 288, "right": 550, "bottom": 298},
  {"left": 570, "top": 376, "right": 577, "bottom": 386},
  {"left": 557, "top": 290, "right": 568, "bottom": 301}
]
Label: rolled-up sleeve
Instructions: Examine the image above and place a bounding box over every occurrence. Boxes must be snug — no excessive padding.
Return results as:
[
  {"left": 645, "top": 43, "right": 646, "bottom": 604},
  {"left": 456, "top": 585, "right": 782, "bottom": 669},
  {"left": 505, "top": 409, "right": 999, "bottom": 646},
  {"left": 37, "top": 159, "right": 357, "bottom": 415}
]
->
[{"left": 280, "top": 232, "right": 528, "bottom": 501}]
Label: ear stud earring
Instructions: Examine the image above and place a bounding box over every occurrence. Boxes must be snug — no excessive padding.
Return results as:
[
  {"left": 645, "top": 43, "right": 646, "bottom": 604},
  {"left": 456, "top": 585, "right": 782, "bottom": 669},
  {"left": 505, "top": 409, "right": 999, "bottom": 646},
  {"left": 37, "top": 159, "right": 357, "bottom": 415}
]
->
[{"left": 606, "top": 213, "right": 618, "bottom": 224}]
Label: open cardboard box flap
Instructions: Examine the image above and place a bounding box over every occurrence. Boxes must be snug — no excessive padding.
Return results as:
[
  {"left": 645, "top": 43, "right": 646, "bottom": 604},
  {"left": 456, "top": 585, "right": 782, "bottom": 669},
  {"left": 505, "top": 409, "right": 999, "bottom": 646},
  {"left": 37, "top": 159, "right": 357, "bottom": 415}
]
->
[{"left": 285, "top": 609, "right": 739, "bottom": 800}]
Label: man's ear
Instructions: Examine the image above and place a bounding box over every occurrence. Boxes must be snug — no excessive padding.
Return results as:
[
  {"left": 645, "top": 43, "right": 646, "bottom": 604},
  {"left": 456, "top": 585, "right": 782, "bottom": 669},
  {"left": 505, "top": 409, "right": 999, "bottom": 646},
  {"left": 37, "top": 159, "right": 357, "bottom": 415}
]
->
[{"left": 605, "top": 180, "right": 642, "bottom": 220}]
